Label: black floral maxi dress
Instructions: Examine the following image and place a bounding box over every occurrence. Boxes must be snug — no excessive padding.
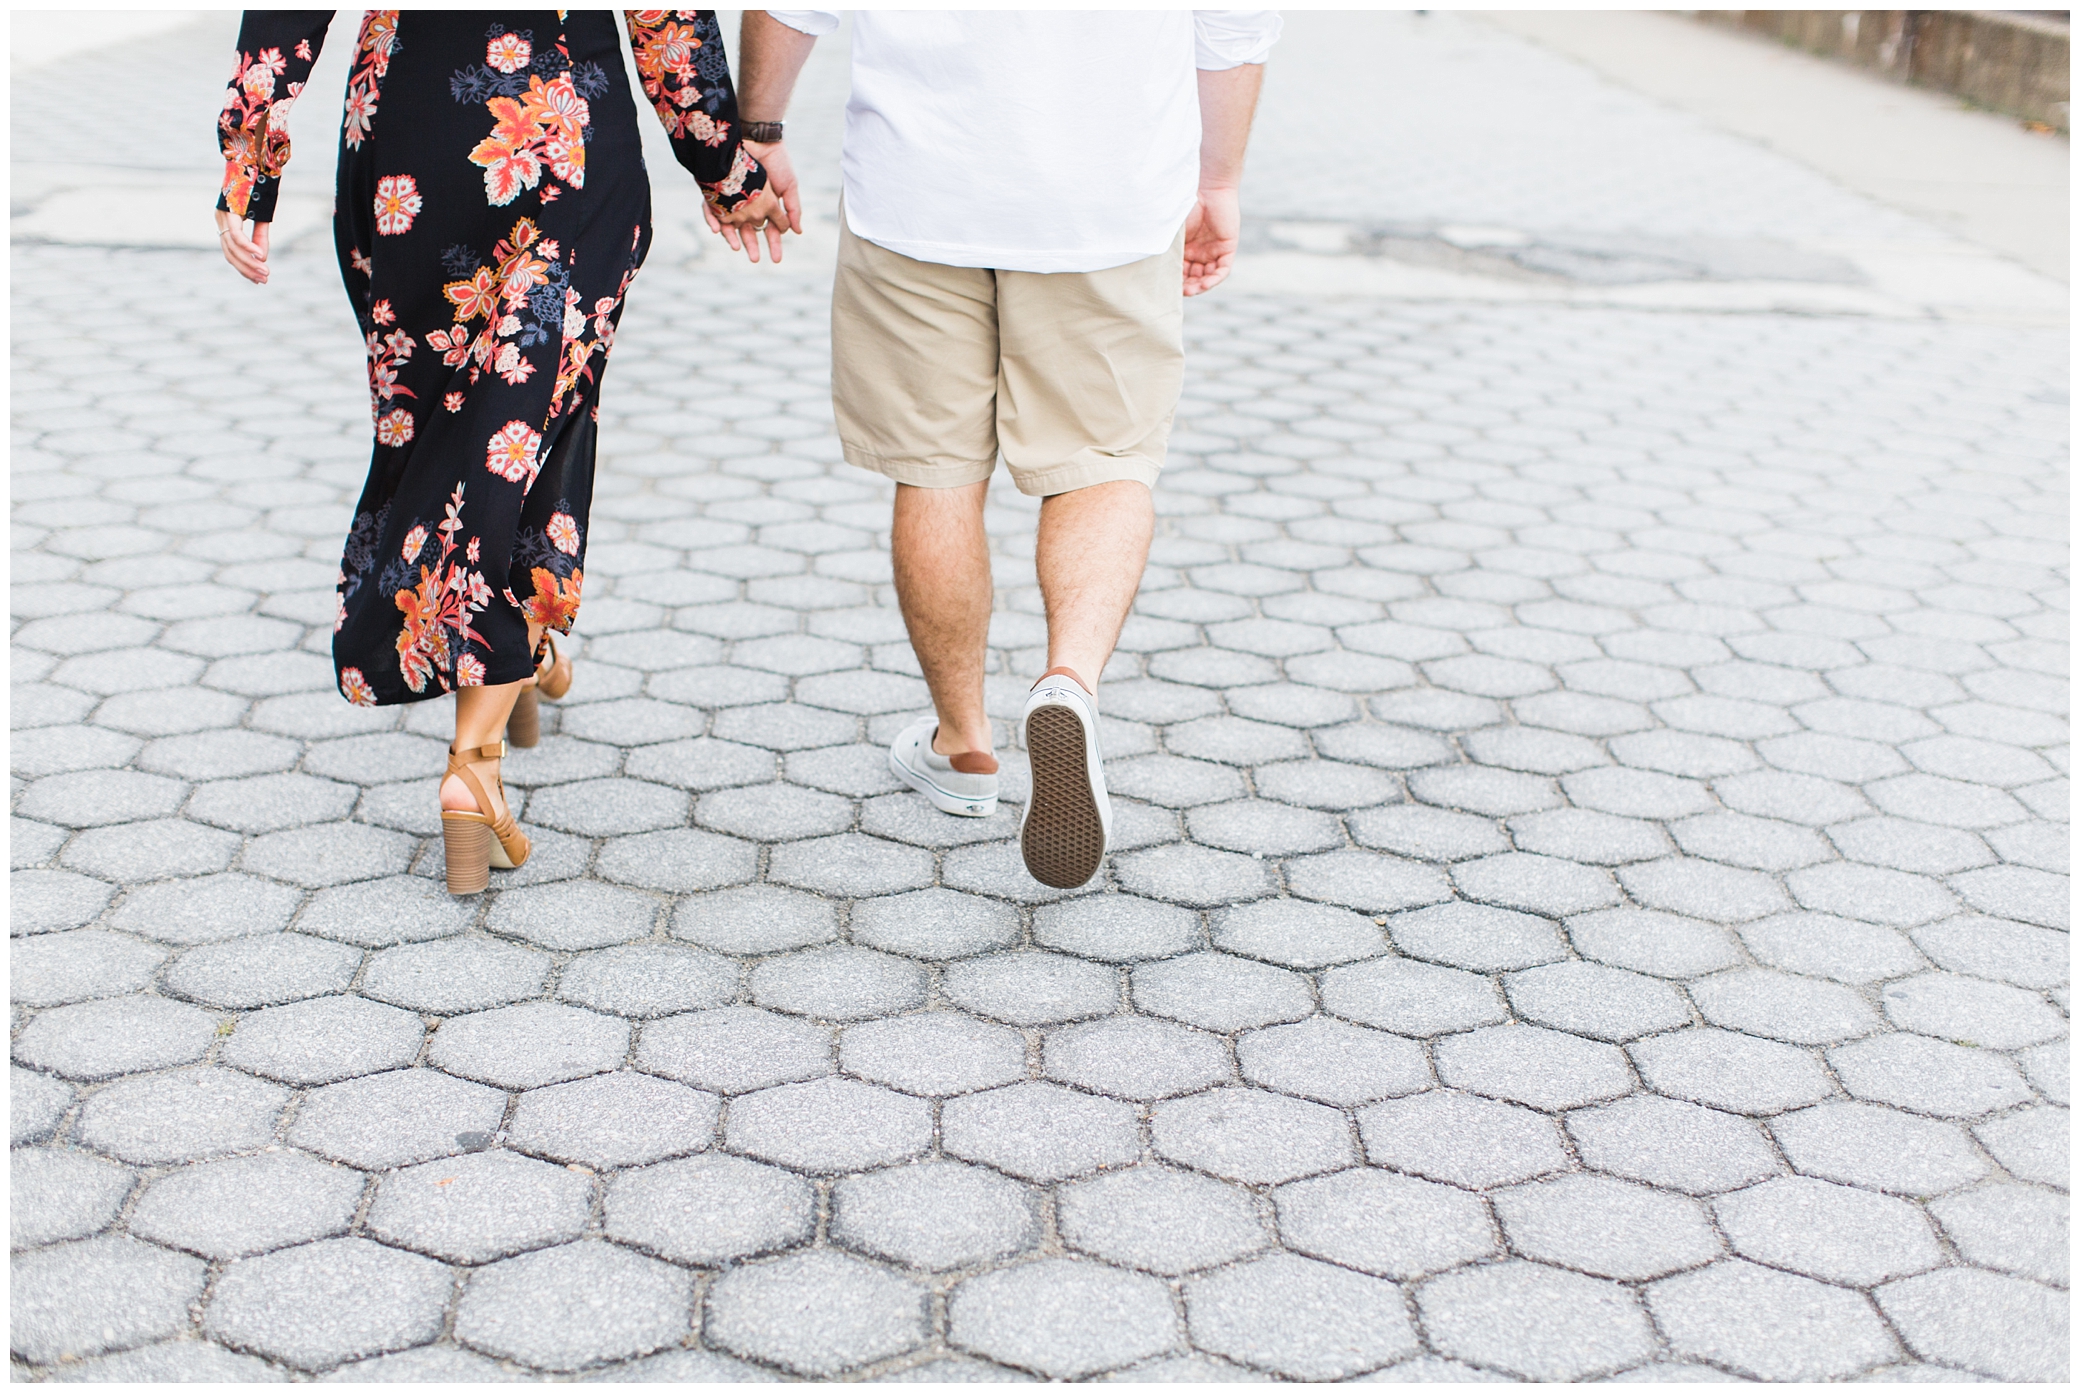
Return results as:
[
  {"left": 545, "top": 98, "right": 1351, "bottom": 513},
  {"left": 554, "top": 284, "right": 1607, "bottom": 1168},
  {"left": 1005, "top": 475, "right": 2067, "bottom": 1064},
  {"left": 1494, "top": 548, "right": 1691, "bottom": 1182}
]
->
[{"left": 218, "top": 11, "right": 762, "bottom": 706}]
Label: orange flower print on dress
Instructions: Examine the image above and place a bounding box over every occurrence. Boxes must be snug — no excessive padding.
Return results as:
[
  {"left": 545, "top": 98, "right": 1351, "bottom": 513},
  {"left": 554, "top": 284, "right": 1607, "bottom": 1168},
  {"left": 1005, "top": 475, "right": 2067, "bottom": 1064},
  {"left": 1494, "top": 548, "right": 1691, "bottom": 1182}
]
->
[
  {"left": 546, "top": 512, "right": 580, "bottom": 555},
  {"left": 342, "top": 11, "right": 399, "bottom": 150},
  {"left": 470, "top": 74, "right": 590, "bottom": 205},
  {"left": 456, "top": 653, "right": 487, "bottom": 686},
  {"left": 340, "top": 667, "right": 378, "bottom": 707},
  {"left": 392, "top": 484, "right": 493, "bottom": 695},
  {"left": 401, "top": 524, "right": 428, "bottom": 563},
  {"left": 444, "top": 391, "right": 466, "bottom": 413},
  {"left": 520, "top": 566, "right": 583, "bottom": 634},
  {"left": 485, "top": 420, "right": 543, "bottom": 486},
  {"left": 373, "top": 174, "right": 422, "bottom": 235},
  {"left": 216, "top": 41, "right": 307, "bottom": 217},
  {"left": 376, "top": 408, "right": 415, "bottom": 447}
]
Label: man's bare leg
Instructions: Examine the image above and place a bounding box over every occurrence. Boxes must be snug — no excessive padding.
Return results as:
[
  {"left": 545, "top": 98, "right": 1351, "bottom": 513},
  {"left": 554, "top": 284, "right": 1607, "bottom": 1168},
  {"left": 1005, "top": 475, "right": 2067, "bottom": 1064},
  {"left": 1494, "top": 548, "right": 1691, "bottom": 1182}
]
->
[
  {"left": 1036, "top": 480, "right": 1155, "bottom": 688},
  {"left": 891, "top": 480, "right": 995, "bottom": 757}
]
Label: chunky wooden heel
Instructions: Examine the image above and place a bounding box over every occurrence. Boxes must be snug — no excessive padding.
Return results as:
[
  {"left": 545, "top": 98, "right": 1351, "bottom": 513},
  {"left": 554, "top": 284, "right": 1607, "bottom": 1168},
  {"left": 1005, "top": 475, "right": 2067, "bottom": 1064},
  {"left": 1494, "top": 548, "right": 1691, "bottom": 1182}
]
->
[
  {"left": 507, "top": 688, "right": 541, "bottom": 748},
  {"left": 534, "top": 631, "right": 573, "bottom": 701},
  {"left": 440, "top": 740, "right": 529, "bottom": 896},
  {"left": 442, "top": 813, "right": 493, "bottom": 895}
]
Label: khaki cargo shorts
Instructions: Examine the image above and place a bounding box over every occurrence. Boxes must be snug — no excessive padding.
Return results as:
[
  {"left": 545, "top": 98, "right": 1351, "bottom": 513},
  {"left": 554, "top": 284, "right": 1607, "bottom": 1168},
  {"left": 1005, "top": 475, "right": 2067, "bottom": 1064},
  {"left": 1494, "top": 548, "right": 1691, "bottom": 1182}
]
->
[{"left": 830, "top": 217, "right": 1186, "bottom": 497}]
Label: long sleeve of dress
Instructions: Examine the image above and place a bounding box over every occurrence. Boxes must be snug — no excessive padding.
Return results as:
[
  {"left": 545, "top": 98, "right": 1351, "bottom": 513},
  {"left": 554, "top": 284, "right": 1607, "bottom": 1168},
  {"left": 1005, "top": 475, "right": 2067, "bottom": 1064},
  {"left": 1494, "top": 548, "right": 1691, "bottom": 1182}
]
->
[
  {"left": 623, "top": 11, "right": 766, "bottom": 210},
  {"left": 217, "top": 11, "right": 335, "bottom": 221}
]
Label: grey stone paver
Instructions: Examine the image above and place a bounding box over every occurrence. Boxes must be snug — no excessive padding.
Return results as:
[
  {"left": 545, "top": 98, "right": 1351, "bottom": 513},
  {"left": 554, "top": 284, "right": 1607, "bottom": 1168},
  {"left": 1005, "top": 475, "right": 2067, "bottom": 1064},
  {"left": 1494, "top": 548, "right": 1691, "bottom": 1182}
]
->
[{"left": 9, "top": 9, "right": 2066, "bottom": 1383}]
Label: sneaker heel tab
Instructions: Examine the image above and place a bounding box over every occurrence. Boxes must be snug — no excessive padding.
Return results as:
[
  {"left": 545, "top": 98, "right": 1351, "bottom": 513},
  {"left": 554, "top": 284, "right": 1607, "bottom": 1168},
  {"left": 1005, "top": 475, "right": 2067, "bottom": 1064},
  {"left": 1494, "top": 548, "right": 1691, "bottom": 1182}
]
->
[
  {"left": 949, "top": 751, "right": 999, "bottom": 775},
  {"left": 1032, "top": 665, "right": 1089, "bottom": 693}
]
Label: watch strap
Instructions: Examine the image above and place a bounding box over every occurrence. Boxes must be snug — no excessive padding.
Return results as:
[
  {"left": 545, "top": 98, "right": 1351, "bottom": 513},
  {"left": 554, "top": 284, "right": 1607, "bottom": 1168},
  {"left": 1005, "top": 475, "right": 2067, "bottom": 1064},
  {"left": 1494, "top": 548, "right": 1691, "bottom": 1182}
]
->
[{"left": 740, "top": 120, "right": 784, "bottom": 143}]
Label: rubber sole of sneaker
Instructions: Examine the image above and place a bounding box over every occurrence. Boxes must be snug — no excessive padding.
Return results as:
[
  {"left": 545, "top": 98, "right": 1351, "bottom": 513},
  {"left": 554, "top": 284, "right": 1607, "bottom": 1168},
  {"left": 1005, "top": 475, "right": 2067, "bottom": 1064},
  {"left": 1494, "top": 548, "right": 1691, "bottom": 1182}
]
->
[{"left": 1022, "top": 702, "right": 1105, "bottom": 888}]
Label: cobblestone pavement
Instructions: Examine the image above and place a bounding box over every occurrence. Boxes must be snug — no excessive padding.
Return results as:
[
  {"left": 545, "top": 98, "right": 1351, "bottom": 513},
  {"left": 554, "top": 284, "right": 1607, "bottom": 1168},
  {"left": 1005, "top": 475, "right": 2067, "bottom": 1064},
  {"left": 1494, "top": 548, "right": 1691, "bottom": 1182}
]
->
[{"left": 10, "top": 11, "right": 2070, "bottom": 1385}]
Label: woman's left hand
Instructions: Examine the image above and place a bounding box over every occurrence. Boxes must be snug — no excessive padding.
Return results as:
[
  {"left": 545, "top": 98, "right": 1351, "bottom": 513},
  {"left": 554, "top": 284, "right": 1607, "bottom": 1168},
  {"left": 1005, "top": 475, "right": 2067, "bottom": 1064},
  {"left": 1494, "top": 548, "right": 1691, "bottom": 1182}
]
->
[{"left": 215, "top": 209, "right": 271, "bottom": 284}]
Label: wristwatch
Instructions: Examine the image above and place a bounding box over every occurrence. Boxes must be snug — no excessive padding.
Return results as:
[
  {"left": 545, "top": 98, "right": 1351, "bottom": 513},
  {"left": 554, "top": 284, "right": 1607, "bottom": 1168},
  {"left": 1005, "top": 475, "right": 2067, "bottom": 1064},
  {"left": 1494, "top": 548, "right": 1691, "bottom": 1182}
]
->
[{"left": 740, "top": 120, "right": 784, "bottom": 143}]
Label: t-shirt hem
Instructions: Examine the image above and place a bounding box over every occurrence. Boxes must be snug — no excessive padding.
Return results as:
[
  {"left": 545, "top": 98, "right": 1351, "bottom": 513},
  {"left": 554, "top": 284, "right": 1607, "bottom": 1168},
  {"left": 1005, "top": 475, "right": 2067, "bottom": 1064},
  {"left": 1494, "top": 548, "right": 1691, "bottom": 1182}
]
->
[{"left": 843, "top": 198, "right": 1192, "bottom": 276}]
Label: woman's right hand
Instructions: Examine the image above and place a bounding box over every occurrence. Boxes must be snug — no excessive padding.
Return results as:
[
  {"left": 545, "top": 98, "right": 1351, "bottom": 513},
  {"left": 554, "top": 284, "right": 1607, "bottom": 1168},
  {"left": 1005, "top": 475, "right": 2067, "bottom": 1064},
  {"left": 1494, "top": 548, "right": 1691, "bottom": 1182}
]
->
[{"left": 216, "top": 209, "right": 271, "bottom": 284}]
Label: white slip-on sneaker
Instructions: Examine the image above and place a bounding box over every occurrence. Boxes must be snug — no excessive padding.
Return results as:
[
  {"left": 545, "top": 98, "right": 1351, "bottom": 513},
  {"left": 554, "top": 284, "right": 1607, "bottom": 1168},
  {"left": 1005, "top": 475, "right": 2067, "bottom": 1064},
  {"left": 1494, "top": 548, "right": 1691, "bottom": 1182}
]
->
[
  {"left": 888, "top": 717, "right": 999, "bottom": 817},
  {"left": 1019, "top": 666, "right": 1110, "bottom": 889}
]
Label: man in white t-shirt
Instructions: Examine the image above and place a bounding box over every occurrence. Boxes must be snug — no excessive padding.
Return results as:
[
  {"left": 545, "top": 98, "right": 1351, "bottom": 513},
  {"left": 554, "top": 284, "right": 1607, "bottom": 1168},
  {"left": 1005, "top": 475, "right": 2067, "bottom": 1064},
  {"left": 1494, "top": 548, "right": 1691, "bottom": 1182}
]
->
[{"left": 732, "top": 9, "right": 1280, "bottom": 889}]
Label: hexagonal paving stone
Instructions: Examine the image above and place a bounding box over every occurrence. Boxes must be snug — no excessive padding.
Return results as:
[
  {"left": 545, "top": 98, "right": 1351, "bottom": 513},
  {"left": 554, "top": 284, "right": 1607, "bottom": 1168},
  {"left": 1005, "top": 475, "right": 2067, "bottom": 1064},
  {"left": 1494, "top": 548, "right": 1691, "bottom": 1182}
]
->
[
  {"left": 949, "top": 1259, "right": 1181, "bottom": 1380},
  {"left": 485, "top": 880, "right": 661, "bottom": 951},
  {"left": 127, "top": 1151, "right": 363, "bottom": 1262},
  {"left": 1419, "top": 1260, "right": 1657, "bottom": 1382},
  {"left": 1210, "top": 898, "right": 1387, "bottom": 968},
  {"left": 74, "top": 1067, "right": 289, "bottom": 1166},
  {"left": 1320, "top": 957, "right": 1506, "bottom": 1037},
  {"left": 1358, "top": 1091, "right": 1568, "bottom": 1189},
  {"left": 365, "top": 1149, "right": 592, "bottom": 1264},
  {"left": 427, "top": 1002, "right": 630, "bottom": 1090},
  {"left": 1058, "top": 1164, "right": 1268, "bottom": 1274},
  {"left": 1565, "top": 1094, "right": 1783, "bottom": 1195},
  {"left": 558, "top": 942, "right": 738, "bottom": 1019},
  {"left": 670, "top": 884, "right": 838, "bottom": 954},
  {"left": 1044, "top": 1015, "right": 1231, "bottom": 1100},
  {"left": 1132, "top": 952, "right": 1312, "bottom": 1032},
  {"left": 768, "top": 833, "right": 934, "bottom": 896},
  {"left": 750, "top": 944, "right": 929, "bottom": 1021},
  {"left": 1237, "top": 1016, "right": 1431, "bottom": 1104},
  {"left": 706, "top": 1249, "right": 929, "bottom": 1377},
  {"left": 359, "top": 936, "right": 550, "bottom": 1014},
  {"left": 1713, "top": 1176, "right": 1942, "bottom": 1285},
  {"left": 840, "top": 1012, "right": 1029, "bottom": 1097},
  {"left": 453, "top": 1240, "right": 692, "bottom": 1372},
  {"left": 1186, "top": 1252, "right": 1417, "bottom": 1381},
  {"left": 203, "top": 1236, "right": 453, "bottom": 1372},
  {"left": 1275, "top": 1167, "right": 1496, "bottom": 1278},
  {"left": 1493, "top": 1173, "right": 1721, "bottom": 1280},
  {"left": 605, "top": 1152, "right": 815, "bottom": 1265},
  {"left": 289, "top": 1068, "right": 509, "bottom": 1170},
  {"left": 850, "top": 887, "right": 1022, "bottom": 960},
  {"left": 507, "top": 1071, "right": 720, "bottom": 1169},
  {"left": 1151, "top": 1087, "right": 1356, "bottom": 1184},
  {"left": 1649, "top": 1259, "right": 1901, "bottom": 1381},
  {"left": 161, "top": 933, "right": 361, "bottom": 1009},
  {"left": 636, "top": 1006, "right": 833, "bottom": 1094},
  {"left": 12, "top": 995, "right": 217, "bottom": 1081},
  {"left": 832, "top": 1160, "right": 1040, "bottom": 1270},
  {"left": 1031, "top": 894, "right": 1201, "bottom": 962},
  {"left": 942, "top": 1081, "right": 1141, "bottom": 1182},
  {"left": 1435, "top": 1024, "right": 1634, "bottom": 1111},
  {"left": 726, "top": 1077, "right": 933, "bottom": 1173},
  {"left": 219, "top": 995, "right": 424, "bottom": 1086},
  {"left": 11, "top": 1235, "right": 207, "bottom": 1364},
  {"left": 10, "top": 1147, "right": 136, "bottom": 1250},
  {"left": 945, "top": 951, "right": 1120, "bottom": 1026},
  {"left": 10, "top": 927, "right": 167, "bottom": 1006}
]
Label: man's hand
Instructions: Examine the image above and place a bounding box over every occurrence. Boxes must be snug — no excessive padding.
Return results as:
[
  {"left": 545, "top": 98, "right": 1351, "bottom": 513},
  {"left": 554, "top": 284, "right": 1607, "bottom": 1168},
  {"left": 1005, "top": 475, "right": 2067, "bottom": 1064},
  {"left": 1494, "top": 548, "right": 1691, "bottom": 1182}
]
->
[
  {"left": 1182, "top": 187, "right": 1238, "bottom": 297},
  {"left": 1187, "top": 61, "right": 1263, "bottom": 298},
  {"left": 215, "top": 209, "right": 271, "bottom": 284},
  {"left": 704, "top": 185, "right": 789, "bottom": 264}
]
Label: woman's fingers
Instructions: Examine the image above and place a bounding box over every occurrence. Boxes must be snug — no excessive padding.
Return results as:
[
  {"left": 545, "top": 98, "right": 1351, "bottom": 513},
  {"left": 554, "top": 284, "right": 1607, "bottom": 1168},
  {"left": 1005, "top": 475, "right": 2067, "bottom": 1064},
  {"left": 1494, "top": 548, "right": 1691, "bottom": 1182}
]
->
[{"left": 215, "top": 211, "right": 271, "bottom": 284}]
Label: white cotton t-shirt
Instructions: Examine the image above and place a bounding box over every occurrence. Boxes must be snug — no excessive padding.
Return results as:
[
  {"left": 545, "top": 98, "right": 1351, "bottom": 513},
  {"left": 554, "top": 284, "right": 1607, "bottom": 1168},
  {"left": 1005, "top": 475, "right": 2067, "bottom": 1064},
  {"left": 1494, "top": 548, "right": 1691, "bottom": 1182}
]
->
[{"left": 764, "top": 10, "right": 1281, "bottom": 274}]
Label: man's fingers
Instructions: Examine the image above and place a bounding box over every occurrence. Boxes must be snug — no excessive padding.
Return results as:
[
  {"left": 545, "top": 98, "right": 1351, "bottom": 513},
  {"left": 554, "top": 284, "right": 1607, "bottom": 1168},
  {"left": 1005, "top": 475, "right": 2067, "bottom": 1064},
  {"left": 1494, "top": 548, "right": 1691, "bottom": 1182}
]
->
[
  {"left": 764, "top": 219, "right": 786, "bottom": 262},
  {"left": 782, "top": 185, "right": 804, "bottom": 234}
]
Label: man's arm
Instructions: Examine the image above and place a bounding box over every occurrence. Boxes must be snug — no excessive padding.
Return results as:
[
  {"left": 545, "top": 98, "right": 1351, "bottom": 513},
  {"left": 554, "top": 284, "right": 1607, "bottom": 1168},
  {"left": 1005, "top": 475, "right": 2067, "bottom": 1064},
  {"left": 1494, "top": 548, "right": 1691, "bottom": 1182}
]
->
[
  {"left": 733, "top": 11, "right": 826, "bottom": 239},
  {"left": 1184, "top": 61, "right": 1265, "bottom": 297}
]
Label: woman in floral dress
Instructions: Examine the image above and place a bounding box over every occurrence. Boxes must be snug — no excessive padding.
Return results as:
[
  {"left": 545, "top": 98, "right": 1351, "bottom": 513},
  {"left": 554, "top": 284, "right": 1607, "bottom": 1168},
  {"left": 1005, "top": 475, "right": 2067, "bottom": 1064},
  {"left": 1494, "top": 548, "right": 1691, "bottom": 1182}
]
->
[{"left": 216, "top": 11, "right": 777, "bottom": 892}]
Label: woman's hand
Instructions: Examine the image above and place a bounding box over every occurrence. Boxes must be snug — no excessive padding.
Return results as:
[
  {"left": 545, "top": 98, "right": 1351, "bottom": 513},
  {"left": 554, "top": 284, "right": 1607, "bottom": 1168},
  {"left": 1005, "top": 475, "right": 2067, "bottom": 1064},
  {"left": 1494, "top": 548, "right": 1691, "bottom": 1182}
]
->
[{"left": 215, "top": 209, "right": 271, "bottom": 284}]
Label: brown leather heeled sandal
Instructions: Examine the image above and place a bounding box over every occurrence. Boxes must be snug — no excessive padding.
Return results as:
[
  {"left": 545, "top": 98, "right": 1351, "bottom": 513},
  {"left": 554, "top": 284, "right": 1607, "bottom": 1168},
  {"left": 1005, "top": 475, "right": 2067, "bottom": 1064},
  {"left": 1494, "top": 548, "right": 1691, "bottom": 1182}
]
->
[
  {"left": 440, "top": 740, "right": 530, "bottom": 895},
  {"left": 534, "top": 630, "right": 573, "bottom": 700},
  {"left": 506, "top": 634, "right": 572, "bottom": 749}
]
